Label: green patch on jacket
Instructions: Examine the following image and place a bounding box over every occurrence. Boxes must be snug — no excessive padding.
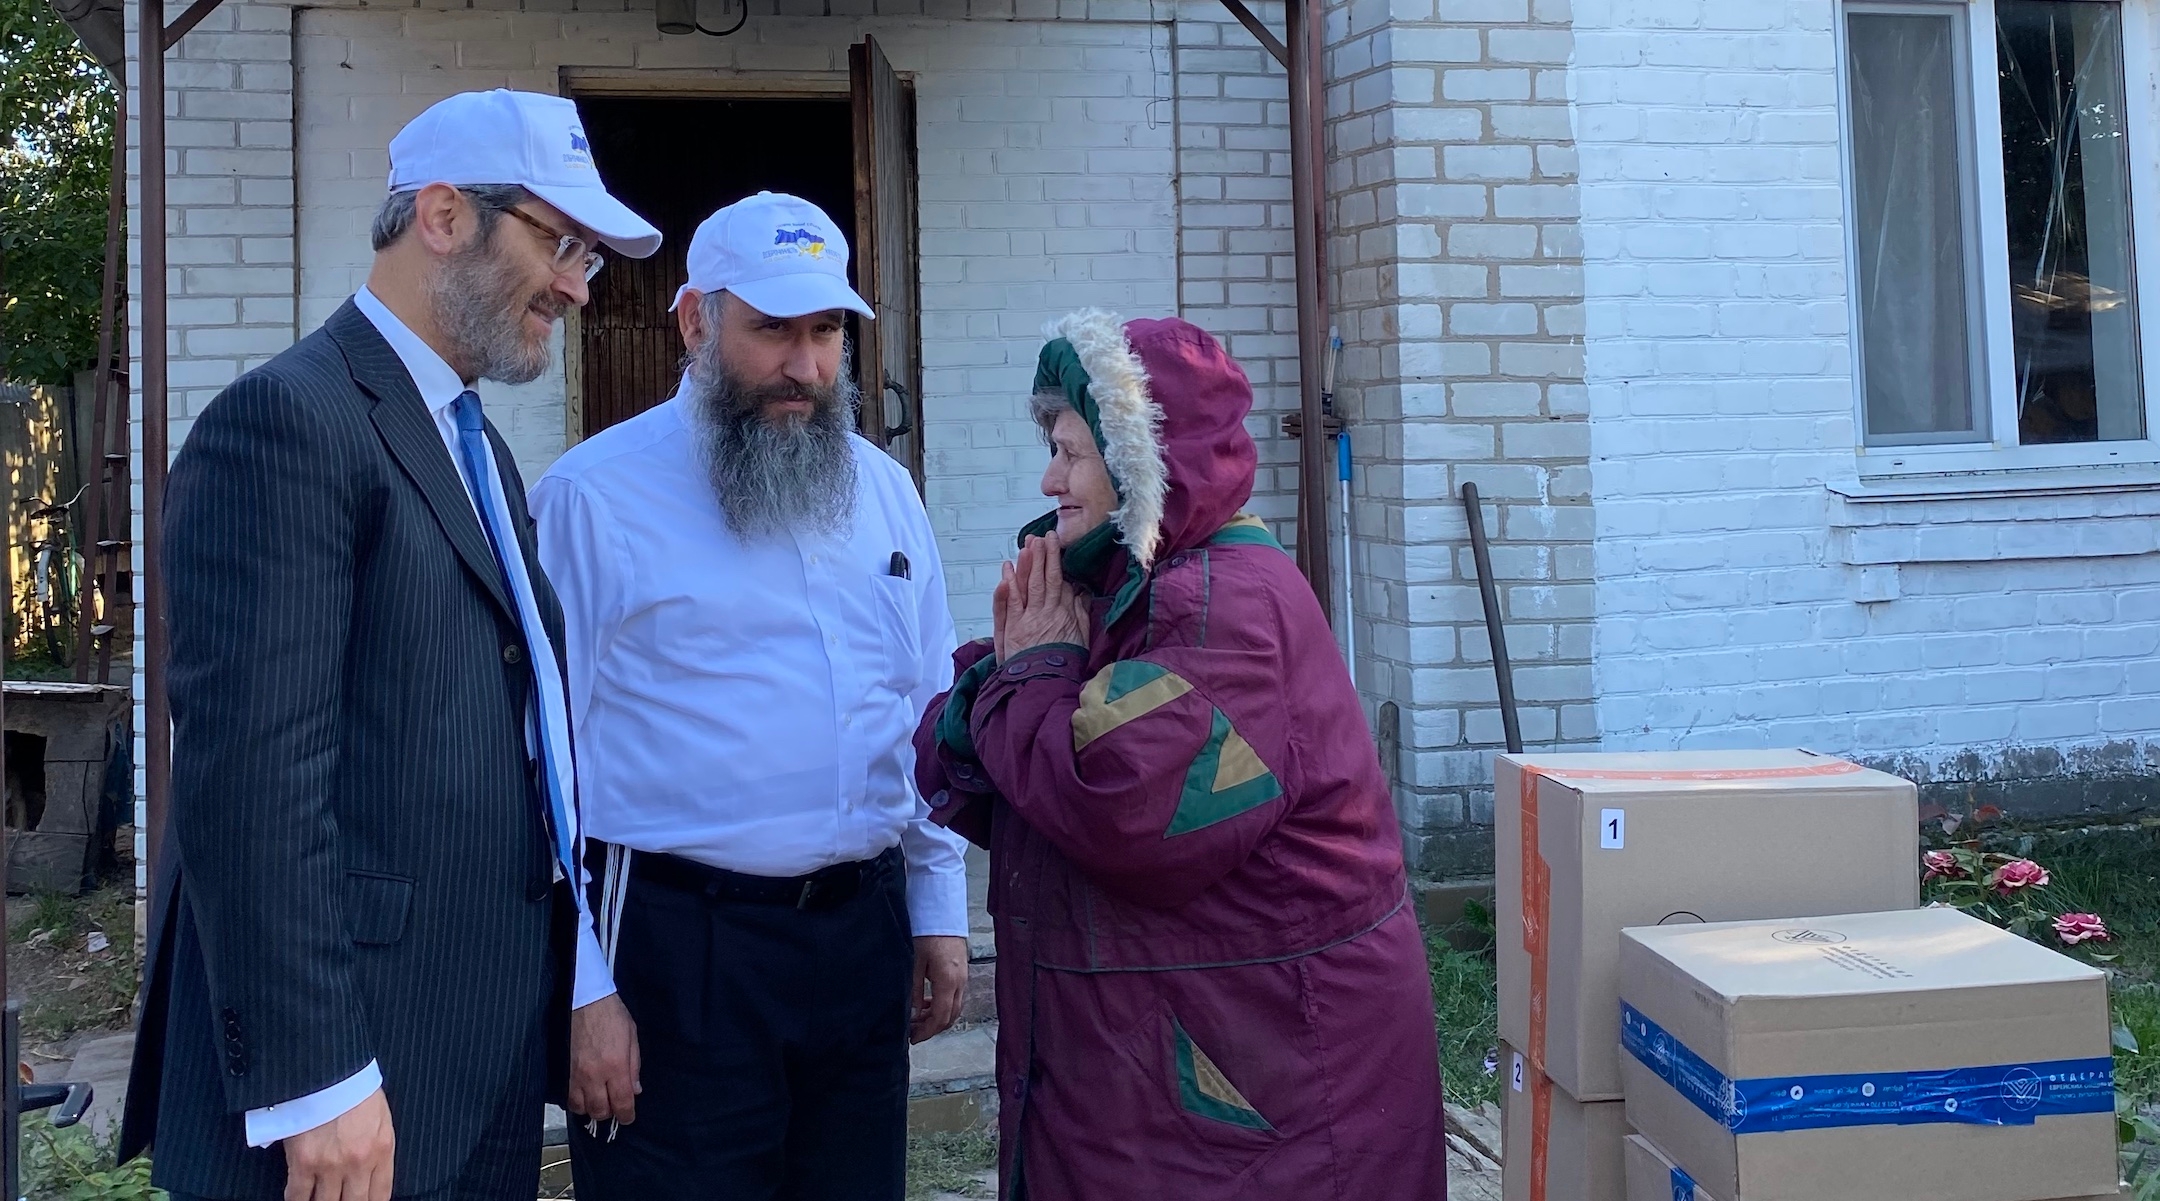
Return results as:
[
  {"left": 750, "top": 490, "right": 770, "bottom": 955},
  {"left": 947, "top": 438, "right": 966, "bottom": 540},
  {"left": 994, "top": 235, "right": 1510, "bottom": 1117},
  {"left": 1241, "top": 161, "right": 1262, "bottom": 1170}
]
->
[
  {"left": 1172, "top": 1017, "right": 1275, "bottom": 1131},
  {"left": 1072, "top": 659, "right": 1194, "bottom": 751},
  {"left": 1166, "top": 707, "right": 1282, "bottom": 837}
]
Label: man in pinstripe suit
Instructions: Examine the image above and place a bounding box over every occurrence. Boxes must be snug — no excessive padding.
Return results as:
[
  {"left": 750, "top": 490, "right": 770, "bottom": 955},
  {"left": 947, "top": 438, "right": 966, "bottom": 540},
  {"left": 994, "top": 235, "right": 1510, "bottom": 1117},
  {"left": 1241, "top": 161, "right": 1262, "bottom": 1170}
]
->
[{"left": 120, "top": 90, "right": 661, "bottom": 1201}]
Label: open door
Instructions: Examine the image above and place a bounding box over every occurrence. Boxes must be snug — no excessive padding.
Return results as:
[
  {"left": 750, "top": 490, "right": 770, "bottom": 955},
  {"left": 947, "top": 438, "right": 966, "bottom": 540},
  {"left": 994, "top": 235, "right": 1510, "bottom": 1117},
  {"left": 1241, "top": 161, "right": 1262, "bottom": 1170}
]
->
[{"left": 849, "top": 36, "right": 925, "bottom": 490}]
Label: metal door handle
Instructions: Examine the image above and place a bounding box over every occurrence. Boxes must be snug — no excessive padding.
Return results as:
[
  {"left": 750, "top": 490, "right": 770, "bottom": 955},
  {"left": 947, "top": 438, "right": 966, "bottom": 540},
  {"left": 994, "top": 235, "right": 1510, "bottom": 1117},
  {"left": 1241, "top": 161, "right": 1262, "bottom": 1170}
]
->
[{"left": 882, "top": 375, "right": 913, "bottom": 441}]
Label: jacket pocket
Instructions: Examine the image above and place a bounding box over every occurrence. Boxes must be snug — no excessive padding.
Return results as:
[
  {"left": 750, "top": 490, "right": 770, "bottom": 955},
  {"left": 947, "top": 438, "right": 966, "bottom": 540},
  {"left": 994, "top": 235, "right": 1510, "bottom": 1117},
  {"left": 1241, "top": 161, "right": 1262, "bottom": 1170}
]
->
[{"left": 343, "top": 870, "right": 415, "bottom": 946}]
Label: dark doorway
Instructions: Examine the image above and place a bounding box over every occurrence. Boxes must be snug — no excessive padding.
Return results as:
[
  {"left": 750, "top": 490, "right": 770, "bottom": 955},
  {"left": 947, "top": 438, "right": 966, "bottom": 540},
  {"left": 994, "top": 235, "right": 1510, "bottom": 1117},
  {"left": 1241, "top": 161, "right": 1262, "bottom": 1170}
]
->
[{"left": 574, "top": 95, "right": 859, "bottom": 438}]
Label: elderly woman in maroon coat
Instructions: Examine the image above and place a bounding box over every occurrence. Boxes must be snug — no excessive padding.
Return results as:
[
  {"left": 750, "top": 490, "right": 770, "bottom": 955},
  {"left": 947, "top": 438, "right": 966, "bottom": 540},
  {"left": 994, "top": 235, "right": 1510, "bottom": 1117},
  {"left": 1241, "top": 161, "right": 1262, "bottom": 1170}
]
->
[{"left": 914, "top": 310, "right": 1445, "bottom": 1200}]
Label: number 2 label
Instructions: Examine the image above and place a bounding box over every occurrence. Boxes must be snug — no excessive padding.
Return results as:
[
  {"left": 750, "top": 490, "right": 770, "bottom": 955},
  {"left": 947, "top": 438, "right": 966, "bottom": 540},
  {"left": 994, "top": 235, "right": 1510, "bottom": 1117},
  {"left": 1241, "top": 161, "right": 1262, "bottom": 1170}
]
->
[
  {"left": 1599, "top": 808, "right": 1625, "bottom": 850},
  {"left": 1512, "top": 1052, "right": 1525, "bottom": 1092}
]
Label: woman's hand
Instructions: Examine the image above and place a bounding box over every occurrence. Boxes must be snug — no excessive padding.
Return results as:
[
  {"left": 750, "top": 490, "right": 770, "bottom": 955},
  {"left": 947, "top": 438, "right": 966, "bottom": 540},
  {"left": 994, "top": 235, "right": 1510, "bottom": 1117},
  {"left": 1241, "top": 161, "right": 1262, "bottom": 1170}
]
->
[{"left": 994, "top": 532, "right": 1089, "bottom": 661}]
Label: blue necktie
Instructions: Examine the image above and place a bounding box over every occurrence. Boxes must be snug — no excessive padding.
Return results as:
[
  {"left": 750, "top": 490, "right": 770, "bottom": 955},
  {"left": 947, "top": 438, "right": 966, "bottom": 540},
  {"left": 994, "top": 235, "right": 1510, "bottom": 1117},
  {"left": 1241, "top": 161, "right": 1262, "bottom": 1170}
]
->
[{"left": 449, "top": 390, "right": 581, "bottom": 900}]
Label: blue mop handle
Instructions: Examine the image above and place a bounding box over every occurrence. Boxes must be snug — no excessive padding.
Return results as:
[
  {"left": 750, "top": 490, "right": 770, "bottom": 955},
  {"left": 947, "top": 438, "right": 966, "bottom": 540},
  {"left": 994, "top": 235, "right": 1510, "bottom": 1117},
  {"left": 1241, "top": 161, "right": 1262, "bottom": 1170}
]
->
[{"left": 1337, "top": 424, "right": 1351, "bottom": 482}]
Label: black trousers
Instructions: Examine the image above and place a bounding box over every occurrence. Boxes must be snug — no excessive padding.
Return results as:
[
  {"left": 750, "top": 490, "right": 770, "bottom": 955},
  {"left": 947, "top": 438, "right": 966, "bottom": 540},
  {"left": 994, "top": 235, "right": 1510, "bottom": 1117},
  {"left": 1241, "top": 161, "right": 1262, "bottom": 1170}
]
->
[
  {"left": 569, "top": 851, "right": 915, "bottom": 1201},
  {"left": 163, "top": 994, "right": 548, "bottom": 1201}
]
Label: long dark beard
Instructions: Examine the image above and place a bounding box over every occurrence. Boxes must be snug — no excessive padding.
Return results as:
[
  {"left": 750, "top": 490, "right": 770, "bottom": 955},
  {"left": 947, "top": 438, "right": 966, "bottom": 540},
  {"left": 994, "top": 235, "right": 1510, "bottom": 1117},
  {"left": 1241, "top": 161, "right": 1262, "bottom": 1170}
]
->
[
  {"left": 429, "top": 230, "right": 561, "bottom": 386},
  {"left": 686, "top": 338, "right": 859, "bottom": 541}
]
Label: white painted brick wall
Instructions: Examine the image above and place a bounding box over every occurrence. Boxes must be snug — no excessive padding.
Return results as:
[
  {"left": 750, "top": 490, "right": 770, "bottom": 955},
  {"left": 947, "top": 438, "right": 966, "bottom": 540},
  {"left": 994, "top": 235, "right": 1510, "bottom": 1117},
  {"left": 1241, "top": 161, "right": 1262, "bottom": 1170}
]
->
[
  {"left": 1574, "top": 0, "right": 2160, "bottom": 788},
  {"left": 1171, "top": 0, "right": 1302, "bottom": 536},
  {"left": 1326, "top": 0, "right": 1590, "bottom": 872}
]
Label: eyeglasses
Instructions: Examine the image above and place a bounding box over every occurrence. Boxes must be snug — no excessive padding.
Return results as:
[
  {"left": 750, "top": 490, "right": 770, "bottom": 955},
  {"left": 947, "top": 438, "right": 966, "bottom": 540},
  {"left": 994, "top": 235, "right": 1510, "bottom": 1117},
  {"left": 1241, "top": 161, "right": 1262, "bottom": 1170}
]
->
[{"left": 498, "top": 204, "right": 606, "bottom": 282}]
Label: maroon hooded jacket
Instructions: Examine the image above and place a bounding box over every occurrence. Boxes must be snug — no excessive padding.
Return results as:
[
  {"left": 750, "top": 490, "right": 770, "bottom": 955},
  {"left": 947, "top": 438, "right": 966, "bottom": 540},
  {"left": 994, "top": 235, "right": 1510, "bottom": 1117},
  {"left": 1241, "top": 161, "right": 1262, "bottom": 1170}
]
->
[{"left": 914, "top": 312, "right": 1445, "bottom": 1200}]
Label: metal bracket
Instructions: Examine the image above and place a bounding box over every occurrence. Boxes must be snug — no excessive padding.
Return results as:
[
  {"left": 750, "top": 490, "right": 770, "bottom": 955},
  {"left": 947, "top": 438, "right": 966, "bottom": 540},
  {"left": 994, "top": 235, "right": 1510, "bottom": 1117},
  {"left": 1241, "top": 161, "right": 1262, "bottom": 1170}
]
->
[
  {"left": 1279, "top": 411, "right": 1344, "bottom": 440},
  {"left": 1215, "top": 0, "right": 1289, "bottom": 67},
  {"left": 161, "top": 0, "right": 224, "bottom": 50}
]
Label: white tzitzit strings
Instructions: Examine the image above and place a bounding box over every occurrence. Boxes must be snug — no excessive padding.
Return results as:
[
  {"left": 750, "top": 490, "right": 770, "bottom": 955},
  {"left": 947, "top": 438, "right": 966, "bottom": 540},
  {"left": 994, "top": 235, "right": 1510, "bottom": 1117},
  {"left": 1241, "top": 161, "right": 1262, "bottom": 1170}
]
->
[{"left": 584, "top": 842, "right": 633, "bottom": 1143}]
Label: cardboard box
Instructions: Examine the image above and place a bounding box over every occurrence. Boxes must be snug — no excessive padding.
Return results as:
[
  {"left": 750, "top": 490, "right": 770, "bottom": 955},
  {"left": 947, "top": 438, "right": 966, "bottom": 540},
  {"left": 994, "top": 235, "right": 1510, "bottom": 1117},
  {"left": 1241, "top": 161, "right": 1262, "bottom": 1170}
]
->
[
  {"left": 1500, "top": 1042, "right": 1626, "bottom": 1201},
  {"left": 1620, "top": 908, "right": 2119, "bottom": 1201},
  {"left": 1497, "top": 749, "right": 1918, "bottom": 1100},
  {"left": 1624, "top": 1134, "right": 2123, "bottom": 1201},
  {"left": 1625, "top": 1134, "right": 1718, "bottom": 1201}
]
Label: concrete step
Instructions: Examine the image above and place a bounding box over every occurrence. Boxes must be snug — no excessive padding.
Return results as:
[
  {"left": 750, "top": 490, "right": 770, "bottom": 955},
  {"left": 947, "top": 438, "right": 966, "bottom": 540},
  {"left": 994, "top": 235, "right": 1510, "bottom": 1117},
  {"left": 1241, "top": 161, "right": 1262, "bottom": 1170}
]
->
[
  {"left": 907, "top": 1022, "right": 997, "bottom": 1134},
  {"left": 58, "top": 1030, "right": 136, "bottom": 1138}
]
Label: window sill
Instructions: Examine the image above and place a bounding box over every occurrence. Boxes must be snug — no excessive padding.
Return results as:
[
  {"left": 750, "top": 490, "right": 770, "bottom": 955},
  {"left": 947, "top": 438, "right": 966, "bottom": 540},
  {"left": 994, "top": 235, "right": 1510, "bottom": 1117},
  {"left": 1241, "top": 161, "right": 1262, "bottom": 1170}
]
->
[
  {"left": 1826, "top": 466, "right": 2160, "bottom": 566},
  {"left": 1855, "top": 440, "right": 2160, "bottom": 478},
  {"left": 1831, "top": 462, "right": 2160, "bottom": 501}
]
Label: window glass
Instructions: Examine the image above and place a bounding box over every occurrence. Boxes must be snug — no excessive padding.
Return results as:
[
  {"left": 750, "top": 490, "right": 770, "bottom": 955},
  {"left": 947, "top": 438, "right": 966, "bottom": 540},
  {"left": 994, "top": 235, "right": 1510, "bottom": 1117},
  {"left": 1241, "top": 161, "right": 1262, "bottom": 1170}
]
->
[{"left": 1997, "top": 0, "right": 2145, "bottom": 444}]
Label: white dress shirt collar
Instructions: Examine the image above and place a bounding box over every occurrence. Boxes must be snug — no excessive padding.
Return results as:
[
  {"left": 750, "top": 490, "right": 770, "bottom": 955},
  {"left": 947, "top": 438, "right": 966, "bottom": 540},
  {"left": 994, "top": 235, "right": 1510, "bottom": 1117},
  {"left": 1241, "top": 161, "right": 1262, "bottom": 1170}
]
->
[{"left": 352, "top": 286, "right": 469, "bottom": 420}]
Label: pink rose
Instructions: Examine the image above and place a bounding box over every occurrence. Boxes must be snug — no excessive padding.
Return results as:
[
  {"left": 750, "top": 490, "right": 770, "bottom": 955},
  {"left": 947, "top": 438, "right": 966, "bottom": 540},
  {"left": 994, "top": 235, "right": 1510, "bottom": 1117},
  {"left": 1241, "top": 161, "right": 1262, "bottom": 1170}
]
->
[
  {"left": 2053, "top": 913, "right": 2109, "bottom": 946},
  {"left": 1922, "top": 851, "right": 1963, "bottom": 880},
  {"left": 1993, "top": 859, "right": 2050, "bottom": 893}
]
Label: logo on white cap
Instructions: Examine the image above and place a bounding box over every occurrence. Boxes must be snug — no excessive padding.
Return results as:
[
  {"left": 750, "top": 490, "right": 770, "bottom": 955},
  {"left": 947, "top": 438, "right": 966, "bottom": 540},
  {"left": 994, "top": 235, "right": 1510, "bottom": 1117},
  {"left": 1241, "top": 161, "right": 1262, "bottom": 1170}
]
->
[
  {"left": 771, "top": 227, "right": 829, "bottom": 260},
  {"left": 672, "top": 192, "right": 873, "bottom": 321},
  {"left": 386, "top": 90, "right": 661, "bottom": 260}
]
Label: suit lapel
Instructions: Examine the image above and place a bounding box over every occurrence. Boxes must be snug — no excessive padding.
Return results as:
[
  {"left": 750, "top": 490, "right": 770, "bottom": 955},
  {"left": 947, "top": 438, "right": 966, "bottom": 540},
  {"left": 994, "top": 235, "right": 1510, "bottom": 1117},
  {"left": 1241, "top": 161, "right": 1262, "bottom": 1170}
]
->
[{"left": 325, "top": 301, "right": 515, "bottom": 620}]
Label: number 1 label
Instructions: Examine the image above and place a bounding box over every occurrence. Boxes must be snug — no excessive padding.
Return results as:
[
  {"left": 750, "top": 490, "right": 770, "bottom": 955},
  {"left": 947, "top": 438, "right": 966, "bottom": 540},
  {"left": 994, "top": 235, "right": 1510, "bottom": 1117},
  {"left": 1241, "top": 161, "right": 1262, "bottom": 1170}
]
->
[{"left": 1599, "top": 808, "right": 1625, "bottom": 850}]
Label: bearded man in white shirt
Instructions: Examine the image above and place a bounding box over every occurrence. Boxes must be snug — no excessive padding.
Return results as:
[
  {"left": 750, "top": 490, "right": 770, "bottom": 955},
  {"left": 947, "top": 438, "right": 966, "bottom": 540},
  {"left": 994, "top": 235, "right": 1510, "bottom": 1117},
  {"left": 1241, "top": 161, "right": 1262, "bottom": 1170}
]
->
[{"left": 531, "top": 191, "right": 971, "bottom": 1201}]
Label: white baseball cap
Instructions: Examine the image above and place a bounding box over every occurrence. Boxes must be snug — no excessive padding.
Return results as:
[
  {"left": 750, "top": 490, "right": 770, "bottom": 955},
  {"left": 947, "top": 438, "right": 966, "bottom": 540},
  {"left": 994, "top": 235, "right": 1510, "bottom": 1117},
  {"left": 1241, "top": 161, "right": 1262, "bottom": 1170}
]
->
[
  {"left": 387, "top": 89, "right": 662, "bottom": 259},
  {"left": 670, "top": 192, "right": 874, "bottom": 320}
]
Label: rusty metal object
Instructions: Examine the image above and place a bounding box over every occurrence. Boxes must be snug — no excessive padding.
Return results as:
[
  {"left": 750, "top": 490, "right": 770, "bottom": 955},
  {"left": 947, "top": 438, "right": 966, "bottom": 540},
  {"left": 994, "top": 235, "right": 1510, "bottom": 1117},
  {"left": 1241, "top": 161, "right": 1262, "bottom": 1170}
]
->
[
  {"left": 1285, "top": 0, "right": 1332, "bottom": 620},
  {"left": 1461, "top": 483, "right": 1522, "bottom": 755}
]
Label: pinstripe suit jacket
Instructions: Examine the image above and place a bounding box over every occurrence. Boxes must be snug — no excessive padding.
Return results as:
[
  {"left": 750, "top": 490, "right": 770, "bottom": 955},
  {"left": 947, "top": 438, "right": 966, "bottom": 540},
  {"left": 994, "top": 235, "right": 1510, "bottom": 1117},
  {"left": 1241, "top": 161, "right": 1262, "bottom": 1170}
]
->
[{"left": 121, "top": 300, "right": 573, "bottom": 1198}]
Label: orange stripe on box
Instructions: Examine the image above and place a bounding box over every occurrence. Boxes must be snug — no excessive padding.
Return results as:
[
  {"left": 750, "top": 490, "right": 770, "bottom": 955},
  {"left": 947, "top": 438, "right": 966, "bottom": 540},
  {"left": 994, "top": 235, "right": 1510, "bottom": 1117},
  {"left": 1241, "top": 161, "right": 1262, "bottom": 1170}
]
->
[
  {"left": 1523, "top": 764, "right": 1552, "bottom": 1201},
  {"left": 1532, "top": 760, "right": 1868, "bottom": 784},
  {"left": 1517, "top": 756, "right": 1864, "bottom": 1201}
]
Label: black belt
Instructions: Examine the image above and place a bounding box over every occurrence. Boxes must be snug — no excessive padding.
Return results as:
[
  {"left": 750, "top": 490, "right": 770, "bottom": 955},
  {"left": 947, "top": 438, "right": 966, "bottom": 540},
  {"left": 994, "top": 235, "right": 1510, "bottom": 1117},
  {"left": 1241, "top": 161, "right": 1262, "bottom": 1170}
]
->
[{"left": 625, "top": 846, "right": 897, "bottom": 911}]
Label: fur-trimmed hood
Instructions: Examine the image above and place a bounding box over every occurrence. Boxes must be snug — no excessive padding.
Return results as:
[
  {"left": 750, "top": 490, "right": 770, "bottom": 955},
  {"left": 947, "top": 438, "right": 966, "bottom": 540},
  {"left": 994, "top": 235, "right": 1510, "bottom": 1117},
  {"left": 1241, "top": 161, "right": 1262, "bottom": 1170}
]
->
[{"left": 1030, "top": 310, "right": 1257, "bottom": 575}]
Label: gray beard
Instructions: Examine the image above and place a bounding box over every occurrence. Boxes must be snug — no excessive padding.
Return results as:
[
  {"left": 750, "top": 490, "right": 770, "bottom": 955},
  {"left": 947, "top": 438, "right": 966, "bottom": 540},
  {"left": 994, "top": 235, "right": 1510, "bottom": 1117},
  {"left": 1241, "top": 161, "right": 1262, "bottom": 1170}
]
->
[
  {"left": 428, "top": 233, "right": 559, "bottom": 386},
  {"left": 686, "top": 341, "right": 859, "bottom": 541}
]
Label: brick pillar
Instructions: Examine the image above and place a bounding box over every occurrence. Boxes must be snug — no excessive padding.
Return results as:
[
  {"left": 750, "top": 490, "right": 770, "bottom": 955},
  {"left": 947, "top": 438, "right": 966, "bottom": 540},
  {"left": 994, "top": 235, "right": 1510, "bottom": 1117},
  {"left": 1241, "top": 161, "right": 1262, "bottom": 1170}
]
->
[{"left": 1324, "top": 0, "right": 1590, "bottom": 875}]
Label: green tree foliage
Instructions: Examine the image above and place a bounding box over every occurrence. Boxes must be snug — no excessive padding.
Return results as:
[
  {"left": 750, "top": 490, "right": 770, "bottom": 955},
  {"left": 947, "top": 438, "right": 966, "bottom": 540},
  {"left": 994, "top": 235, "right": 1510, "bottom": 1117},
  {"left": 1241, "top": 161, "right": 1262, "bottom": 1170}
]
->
[{"left": 1, "top": 0, "right": 115, "bottom": 384}]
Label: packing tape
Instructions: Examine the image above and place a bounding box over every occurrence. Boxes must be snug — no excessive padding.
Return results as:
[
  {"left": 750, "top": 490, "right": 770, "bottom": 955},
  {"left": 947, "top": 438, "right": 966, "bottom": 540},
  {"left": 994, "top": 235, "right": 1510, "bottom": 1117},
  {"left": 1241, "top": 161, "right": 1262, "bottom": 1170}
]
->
[
  {"left": 1516, "top": 757, "right": 1867, "bottom": 1201},
  {"left": 1670, "top": 1165, "right": 1696, "bottom": 1201},
  {"left": 1622, "top": 1002, "right": 2114, "bottom": 1133},
  {"left": 1520, "top": 764, "right": 1552, "bottom": 1201}
]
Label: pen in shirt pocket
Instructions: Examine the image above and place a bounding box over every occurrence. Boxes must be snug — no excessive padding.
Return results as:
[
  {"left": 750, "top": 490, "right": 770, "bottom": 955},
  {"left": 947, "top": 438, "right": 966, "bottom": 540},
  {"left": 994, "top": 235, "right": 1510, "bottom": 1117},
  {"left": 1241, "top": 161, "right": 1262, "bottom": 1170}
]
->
[{"left": 889, "top": 551, "right": 910, "bottom": 580}]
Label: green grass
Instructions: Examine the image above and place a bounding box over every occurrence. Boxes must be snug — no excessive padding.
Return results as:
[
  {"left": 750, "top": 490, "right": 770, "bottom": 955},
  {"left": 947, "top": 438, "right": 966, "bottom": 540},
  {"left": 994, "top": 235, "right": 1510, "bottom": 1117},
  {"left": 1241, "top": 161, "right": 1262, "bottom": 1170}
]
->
[
  {"left": 905, "top": 1129, "right": 996, "bottom": 1200},
  {"left": 1425, "top": 926, "right": 1500, "bottom": 1108},
  {"left": 17, "top": 1114, "right": 163, "bottom": 1201},
  {"left": 8, "top": 883, "right": 140, "bottom": 1043}
]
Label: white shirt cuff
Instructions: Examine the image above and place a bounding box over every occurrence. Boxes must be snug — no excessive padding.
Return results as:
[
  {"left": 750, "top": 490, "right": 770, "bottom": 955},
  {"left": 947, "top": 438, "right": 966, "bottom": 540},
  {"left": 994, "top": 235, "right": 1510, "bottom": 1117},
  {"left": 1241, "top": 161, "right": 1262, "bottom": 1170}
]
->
[
  {"left": 243, "top": 1060, "right": 382, "bottom": 1148},
  {"left": 572, "top": 900, "right": 617, "bottom": 1009},
  {"left": 904, "top": 856, "right": 970, "bottom": 939}
]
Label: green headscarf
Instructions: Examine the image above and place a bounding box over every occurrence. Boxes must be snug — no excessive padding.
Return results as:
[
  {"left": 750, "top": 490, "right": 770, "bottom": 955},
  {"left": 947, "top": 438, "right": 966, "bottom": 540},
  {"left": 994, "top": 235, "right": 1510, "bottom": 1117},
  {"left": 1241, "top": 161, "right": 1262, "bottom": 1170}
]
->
[{"left": 1027, "top": 337, "right": 1145, "bottom": 622}]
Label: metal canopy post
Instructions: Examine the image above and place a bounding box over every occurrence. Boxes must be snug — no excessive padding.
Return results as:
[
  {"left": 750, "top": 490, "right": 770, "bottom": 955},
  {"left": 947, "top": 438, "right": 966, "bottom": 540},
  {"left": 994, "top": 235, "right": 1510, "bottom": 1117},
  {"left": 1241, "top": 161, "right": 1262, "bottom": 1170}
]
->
[
  {"left": 139, "top": 0, "right": 222, "bottom": 891},
  {"left": 1214, "top": 0, "right": 1336, "bottom": 617},
  {"left": 1284, "top": 0, "right": 1333, "bottom": 620}
]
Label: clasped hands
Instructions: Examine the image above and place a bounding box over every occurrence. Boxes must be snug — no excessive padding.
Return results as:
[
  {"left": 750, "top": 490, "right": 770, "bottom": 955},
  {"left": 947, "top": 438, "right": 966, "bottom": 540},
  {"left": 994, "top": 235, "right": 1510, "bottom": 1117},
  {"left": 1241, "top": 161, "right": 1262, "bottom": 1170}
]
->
[{"left": 992, "top": 531, "right": 1090, "bottom": 663}]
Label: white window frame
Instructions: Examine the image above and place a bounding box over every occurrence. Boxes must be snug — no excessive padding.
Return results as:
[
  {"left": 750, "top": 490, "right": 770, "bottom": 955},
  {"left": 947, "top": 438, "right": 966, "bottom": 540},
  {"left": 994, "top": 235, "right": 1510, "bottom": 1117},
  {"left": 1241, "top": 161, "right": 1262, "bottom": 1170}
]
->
[{"left": 1838, "top": 0, "right": 2160, "bottom": 477}]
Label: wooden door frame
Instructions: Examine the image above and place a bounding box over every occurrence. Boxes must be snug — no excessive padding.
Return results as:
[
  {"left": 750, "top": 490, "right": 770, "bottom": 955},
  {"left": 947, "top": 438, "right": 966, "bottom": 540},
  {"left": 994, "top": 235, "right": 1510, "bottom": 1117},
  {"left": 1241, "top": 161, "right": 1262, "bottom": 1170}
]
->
[{"left": 848, "top": 38, "right": 926, "bottom": 489}]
